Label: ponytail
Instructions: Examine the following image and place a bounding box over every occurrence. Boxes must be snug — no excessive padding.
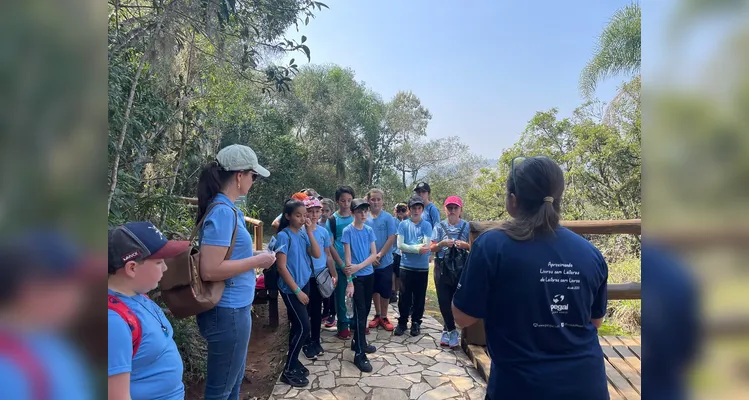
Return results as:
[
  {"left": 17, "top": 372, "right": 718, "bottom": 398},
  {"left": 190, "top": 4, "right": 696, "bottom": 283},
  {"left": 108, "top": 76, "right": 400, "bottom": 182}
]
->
[
  {"left": 499, "top": 156, "right": 564, "bottom": 241},
  {"left": 196, "top": 161, "right": 234, "bottom": 223}
]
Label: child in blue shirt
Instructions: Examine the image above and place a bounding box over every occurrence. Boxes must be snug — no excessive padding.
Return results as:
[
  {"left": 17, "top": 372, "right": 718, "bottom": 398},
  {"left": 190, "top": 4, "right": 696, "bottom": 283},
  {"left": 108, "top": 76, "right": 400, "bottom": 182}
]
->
[
  {"left": 325, "top": 186, "right": 355, "bottom": 339},
  {"left": 274, "top": 199, "right": 321, "bottom": 387},
  {"left": 341, "top": 198, "right": 378, "bottom": 372},
  {"left": 108, "top": 221, "right": 190, "bottom": 400},
  {"left": 395, "top": 195, "right": 433, "bottom": 337},
  {"left": 364, "top": 189, "right": 398, "bottom": 331},
  {"left": 300, "top": 197, "right": 338, "bottom": 361}
]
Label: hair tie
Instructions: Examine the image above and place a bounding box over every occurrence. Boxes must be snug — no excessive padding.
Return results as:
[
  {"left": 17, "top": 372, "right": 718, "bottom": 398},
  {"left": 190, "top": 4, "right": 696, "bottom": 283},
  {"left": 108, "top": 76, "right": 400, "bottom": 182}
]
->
[{"left": 543, "top": 196, "right": 554, "bottom": 203}]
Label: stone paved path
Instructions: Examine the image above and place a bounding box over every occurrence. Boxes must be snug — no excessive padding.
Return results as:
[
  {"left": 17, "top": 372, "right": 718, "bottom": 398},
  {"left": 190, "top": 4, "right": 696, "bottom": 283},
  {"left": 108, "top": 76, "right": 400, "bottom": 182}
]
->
[{"left": 268, "top": 305, "right": 487, "bottom": 400}]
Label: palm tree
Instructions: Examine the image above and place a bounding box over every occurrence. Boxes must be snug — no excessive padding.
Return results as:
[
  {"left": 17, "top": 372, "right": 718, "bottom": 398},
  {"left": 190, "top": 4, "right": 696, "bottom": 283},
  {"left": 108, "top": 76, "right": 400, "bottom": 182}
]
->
[{"left": 579, "top": 2, "right": 641, "bottom": 99}]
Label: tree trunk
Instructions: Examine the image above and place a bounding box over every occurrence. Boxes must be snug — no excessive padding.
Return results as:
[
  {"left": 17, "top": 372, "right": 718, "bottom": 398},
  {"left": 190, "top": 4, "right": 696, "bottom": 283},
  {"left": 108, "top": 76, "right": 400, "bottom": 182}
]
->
[{"left": 108, "top": 54, "right": 148, "bottom": 214}]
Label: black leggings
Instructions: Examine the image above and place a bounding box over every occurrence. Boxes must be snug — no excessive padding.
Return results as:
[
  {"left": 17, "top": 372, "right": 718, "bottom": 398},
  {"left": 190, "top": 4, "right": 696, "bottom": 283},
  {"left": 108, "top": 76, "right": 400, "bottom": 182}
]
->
[
  {"left": 398, "top": 268, "right": 429, "bottom": 327},
  {"left": 352, "top": 274, "right": 374, "bottom": 355},
  {"left": 322, "top": 293, "right": 336, "bottom": 319},
  {"left": 281, "top": 284, "right": 310, "bottom": 372},
  {"left": 436, "top": 261, "right": 459, "bottom": 331},
  {"left": 306, "top": 278, "right": 324, "bottom": 344}
]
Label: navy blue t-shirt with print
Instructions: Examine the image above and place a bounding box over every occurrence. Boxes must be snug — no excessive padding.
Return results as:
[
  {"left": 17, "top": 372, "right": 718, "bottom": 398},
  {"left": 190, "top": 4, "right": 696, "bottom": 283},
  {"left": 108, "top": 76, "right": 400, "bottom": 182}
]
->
[
  {"left": 275, "top": 228, "right": 312, "bottom": 294},
  {"left": 453, "top": 227, "right": 609, "bottom": 399}
]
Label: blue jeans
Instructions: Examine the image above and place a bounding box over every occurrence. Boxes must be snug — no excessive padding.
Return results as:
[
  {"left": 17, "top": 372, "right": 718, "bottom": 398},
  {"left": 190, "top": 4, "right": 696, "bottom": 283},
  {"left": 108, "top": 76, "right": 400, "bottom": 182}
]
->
[{"left": 197, "top": 305, "right": 252, "bottom": 400}]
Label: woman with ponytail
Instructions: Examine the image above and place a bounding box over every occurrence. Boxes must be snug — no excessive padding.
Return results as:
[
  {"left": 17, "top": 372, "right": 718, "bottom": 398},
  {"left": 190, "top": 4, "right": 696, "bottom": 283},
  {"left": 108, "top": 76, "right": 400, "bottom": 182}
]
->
[
  {"left": 452, "top": 156, "right": 609, "bottom": 400},
  {"left": 196, "top": 144, "right": 277, "bottom": 400}
]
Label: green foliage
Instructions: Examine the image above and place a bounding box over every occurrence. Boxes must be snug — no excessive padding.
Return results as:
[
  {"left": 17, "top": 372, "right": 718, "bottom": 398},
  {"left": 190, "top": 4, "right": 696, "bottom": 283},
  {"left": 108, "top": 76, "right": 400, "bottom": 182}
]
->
[{"left": 579, "top": 2, "right": 641, "bottom": 98}]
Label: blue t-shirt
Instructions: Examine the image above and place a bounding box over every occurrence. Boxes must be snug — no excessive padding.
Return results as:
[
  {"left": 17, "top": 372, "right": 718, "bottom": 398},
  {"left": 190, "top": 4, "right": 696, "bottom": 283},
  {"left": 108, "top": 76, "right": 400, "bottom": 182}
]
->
[
  {"left": 431, "top": 219, "right": 470, "bottom": 258},
  {"left": 341, "top": 224, "right": 377, "bottom": 277},
  {"left": 453, "top": 227, "right": 609, "bottom": 399},
  {"left": 310, "top": 225, "right": 332, "bottom": 275},
  {"left": 0, "top": 331, "right": 93, "bottom": 400},
  {"left": 365, "top": 211, "right": 398, "bottom": 268},
  {"left": 422, "top": 202, "right": 442, "bottom": 229},
  {"left": 108, "top": 290, "right": 184, "bottom": 400},
  {"left": 397, "top": 218, "right": 433, "bottom": 270},
  {"left": 200, "top": 193, "right": 256, "bottom": 308},
  {"left": 276, "top": 228, "right": 312, "bottom": 294},
  {"left": 326, "top": 212, "right": 354, "bottom": 268}
]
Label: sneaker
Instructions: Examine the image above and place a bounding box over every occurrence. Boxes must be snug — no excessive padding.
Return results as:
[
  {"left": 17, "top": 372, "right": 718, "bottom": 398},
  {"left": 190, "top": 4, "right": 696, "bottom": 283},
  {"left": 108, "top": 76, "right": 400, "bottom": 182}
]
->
[
  {"left": 410, "top": 322, "right": 421, "bottom": 336},
  {"left": 324, "top": 316, "right": 337, "bottom": 328},
  {"left": 380, "top": 317, "right": 394, "bottom": 331},
  {"left": 448, "top": 329, "right": 460, "bottom": 348},
  {"left": 354, "top": 354, "right": 373, "bottom": 373},
  {"left": 440, "top": 331, "right": 450, "bottom": 347},
  {"left": 351, "top": 341, "right": 377, "bottom": 354},
  {"left": 302, "top": 344, "right": 318, "bottom": 360},
  {"left": 314, "top": 342, "right": 325, "bottom": 356},
  {"left": 336, "top": 328, "right": 351, "bottom": 340},
  {"left": 280, "top": 370, "right": 308, "bottom": 387},
  {"left": 393, "top": 324, "right": 407, "bottom": 336},
  {"left": 298, "top": 364, "right": 310, "bottom": 377},
  {"left": 368, "top": 316, "right": 381, "bottom": 329}
]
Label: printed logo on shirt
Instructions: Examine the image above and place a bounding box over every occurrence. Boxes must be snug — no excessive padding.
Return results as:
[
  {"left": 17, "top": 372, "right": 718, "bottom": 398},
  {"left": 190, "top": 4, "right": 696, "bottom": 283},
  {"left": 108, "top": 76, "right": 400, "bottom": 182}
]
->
[{"left": 550, "top": 293, "right": 569, "bottom": 313}]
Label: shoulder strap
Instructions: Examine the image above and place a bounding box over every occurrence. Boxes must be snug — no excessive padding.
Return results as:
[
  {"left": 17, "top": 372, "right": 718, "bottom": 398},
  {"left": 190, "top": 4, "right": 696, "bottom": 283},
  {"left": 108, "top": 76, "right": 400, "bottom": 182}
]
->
[
  {"left": 328, "top": 215, "right": 337, "bottom": 241},
  {"left": 458, "top": 220, "right": 468, "bottom": 238},
  {"left": 0, "top": 330, "right": 49, "bottom": 400},
  {"left": 107, "top": 294, "right": 142, "bottom": 358},
  {"left": 440, "top": 221, "right": 449, "bottom": 241},
  {"left": 191, "top": 202, "right": 239, "bottom": 260}
]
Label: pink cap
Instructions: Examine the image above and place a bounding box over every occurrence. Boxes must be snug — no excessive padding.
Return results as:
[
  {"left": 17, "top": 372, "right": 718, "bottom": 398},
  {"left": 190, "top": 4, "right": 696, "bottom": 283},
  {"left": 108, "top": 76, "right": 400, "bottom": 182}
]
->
[
  {"left": 304, "top": 196, "right": 322, "bottom": 209},
  {"left": 444, "top": 196, "right": 463, "bottom": 208}
]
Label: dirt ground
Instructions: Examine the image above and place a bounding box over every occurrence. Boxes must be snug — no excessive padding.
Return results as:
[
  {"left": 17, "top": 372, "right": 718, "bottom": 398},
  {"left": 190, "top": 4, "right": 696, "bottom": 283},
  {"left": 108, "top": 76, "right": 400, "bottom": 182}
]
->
[{"left": 185, "top": 299, "right": 289, "bottom": 400}]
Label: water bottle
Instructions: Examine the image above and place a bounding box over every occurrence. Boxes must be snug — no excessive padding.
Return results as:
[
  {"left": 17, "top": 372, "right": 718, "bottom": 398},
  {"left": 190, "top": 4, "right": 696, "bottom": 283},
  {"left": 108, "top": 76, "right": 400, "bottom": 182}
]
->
[{"left": 345, "top": 296, "right": 354, "bottom": 319}]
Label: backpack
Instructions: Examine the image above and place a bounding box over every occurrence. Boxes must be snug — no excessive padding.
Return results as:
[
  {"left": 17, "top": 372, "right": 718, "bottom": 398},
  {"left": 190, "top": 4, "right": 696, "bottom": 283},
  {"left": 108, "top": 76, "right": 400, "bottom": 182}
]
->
[
  {"left": 437, "top": 221, "right": 468, "bottom": 287},
  {"left": 0, "top": 330, "right": 49, "bottom": 400},
  {"left": 107, "top": 293, "right": 143, "bottom": 357},
  {"left": 160, "top": 202, "right": 238, "bottom": 319}
]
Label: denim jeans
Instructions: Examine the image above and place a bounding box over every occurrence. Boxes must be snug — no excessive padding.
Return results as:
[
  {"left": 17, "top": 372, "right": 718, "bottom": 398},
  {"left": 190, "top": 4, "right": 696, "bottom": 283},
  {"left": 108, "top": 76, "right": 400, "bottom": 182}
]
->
[{"left": 196, "top": 305, "right": 252, "bottom": 400}]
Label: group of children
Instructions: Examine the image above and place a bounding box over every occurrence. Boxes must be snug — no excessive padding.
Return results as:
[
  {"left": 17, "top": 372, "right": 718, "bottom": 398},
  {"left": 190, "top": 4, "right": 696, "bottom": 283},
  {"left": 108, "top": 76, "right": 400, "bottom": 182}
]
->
[
  {"left": 271, "top": 183, "right": 471, "bottom": 386},
  {"left": 106, "top": 180, "right": 471, "bottom": 396}
]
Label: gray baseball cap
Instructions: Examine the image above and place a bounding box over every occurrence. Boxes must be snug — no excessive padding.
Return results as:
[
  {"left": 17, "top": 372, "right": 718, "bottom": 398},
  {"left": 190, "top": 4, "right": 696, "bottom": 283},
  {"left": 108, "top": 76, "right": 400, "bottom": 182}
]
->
[{"left": 216, "top": 144, "right": 270, "bottom": 177}]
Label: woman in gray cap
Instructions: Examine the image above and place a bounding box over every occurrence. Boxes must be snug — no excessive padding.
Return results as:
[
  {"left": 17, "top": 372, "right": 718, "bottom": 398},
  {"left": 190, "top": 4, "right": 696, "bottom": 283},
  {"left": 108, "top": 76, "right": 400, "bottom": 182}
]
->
[{"left": 195, "top": 144, "right": 277, "bottom": 400}]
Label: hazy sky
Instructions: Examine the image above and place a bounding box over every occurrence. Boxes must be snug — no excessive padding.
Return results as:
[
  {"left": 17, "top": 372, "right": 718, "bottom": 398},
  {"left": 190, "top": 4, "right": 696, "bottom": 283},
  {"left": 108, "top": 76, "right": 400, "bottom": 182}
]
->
[{"left": 281, "top": 0, "right": 640, "bottom": 159}]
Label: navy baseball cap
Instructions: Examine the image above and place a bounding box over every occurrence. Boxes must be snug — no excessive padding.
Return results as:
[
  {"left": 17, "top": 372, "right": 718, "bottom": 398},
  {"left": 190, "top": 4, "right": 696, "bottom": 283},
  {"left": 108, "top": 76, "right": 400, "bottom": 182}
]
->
[
  {"left": 108, "top": 222, "right": 189, "bottom": 273},
  {"left": 349, "top": 198, "right": 370, "bottom": 213},
  {"left": 408, "top": 195, "right": 425, "bottom": 208},
  {"left": 413, "top": 182, "right": 431, "bottom": 193}
]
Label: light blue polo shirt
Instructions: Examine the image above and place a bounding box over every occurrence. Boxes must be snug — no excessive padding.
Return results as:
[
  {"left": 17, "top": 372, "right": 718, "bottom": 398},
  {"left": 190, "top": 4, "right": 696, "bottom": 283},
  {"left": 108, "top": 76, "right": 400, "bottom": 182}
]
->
[
  {"left": 276, "top": 228, "right": 312, "bottom": 294},
  {"left": 108, "top": 290, "right": 184, "bottom": 400},
  {"left": 365, "top": 211, "right": 398, "bottom": 268},
  {"left": 341, "top": 224, "right": 377, "bottom": 277},
  {"left": 199, "top": 193, "right": 256, "bottom": 308}
]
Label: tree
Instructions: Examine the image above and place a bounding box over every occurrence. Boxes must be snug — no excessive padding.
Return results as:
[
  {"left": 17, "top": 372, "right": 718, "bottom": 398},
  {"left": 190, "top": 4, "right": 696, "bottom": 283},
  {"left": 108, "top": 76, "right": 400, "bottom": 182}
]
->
[{"left": 579, "top": 2, "right": 641, "bottom": 99}]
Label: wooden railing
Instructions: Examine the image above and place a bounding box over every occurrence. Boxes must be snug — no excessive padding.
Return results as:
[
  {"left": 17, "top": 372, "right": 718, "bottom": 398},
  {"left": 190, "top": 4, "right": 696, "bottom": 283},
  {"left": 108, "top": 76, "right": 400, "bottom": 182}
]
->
[
  {"left": 469, "top": 219, "right": 642, "bottom": 301},
  {"left": 177, "top": 196, "right": 264, "bottom": 252}
]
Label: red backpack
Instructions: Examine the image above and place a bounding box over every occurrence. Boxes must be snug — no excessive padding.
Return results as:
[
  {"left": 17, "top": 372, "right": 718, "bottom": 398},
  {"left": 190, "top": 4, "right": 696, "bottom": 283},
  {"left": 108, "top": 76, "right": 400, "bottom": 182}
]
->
[{"left": 108, "top": 294, "right": 144, "bottom": 357}]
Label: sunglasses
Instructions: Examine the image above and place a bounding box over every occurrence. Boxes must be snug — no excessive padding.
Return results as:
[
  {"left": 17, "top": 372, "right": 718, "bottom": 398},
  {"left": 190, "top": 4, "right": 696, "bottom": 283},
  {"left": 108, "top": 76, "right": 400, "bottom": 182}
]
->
[{"left": 510, "top": 155, "right": 551, "bottom": 197}]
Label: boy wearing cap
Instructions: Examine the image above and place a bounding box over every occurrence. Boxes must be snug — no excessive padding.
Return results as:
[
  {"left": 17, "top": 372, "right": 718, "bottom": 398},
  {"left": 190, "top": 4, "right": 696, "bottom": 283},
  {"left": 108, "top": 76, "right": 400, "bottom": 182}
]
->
[
  {"left": 390, "top": 202, "right": 409, "bottom": 304},
  {"left": 430, "top": 196, "right": 471, "bottom": 348},
  {"left": 394, "top": 195, "right": 433, "bottom": 337},
  {"left": 341, "top": 198, "right": 378, "bottom": 372},
  {"left": 413, "top": 182, "right": 441, "bottom": 229},
  {"left": 108, "top": 222, "right": 188, "bottom": 400}
]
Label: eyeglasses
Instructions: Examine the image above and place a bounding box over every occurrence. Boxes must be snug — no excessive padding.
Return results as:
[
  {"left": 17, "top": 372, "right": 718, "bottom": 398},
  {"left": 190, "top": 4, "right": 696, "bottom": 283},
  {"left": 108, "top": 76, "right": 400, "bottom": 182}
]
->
[{"left": 249, "top": 171, "right": 260, "bottom": 182}]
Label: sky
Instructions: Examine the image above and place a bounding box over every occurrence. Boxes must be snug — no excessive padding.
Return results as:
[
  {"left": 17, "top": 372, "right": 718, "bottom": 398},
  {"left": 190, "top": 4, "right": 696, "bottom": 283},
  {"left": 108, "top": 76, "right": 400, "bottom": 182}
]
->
[{"left": 281, "top": 0, "right": 644, "bottom": 159}]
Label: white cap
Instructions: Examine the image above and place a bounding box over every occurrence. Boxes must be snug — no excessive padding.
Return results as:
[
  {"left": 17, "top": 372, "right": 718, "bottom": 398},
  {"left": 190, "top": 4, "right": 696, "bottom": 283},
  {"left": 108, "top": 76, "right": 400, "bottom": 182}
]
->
[{"left": 216, "top": 144, "right": 270, "bottom": 177}]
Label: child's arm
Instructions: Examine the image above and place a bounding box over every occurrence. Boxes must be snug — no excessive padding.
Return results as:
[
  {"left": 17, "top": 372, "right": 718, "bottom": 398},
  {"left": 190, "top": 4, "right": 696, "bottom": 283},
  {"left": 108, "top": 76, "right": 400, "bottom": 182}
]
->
[
  {"left": 305, "top": 219, "right": 321, "bottom": 259},
  {"left": 325, "top": 246, "right": 337, "bottom": 285},
  {"left": 330, "top": 246, "right": 344, "bottom": 268},
  {"left": 398, "top": 235, "right": 424, "bottom": 254},
  {"left": 344, "top": 243, "right": 353, "bottom": 275},
  {"left": 362, "top": 241, "right": 378, "bottom": 267},
  {"left": 379, "top": 234, "right": 396, "bottom": 260}
]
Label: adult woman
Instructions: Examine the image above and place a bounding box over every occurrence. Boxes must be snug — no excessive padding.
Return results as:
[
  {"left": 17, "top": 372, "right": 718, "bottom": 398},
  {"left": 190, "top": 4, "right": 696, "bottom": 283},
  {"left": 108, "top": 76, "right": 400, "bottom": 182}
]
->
[
  {"left": 196, "top": 144, "right": 277, "bottom": 400},
  {"left": 453, "top": 156, "right": 609, "bottom": 400}
]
